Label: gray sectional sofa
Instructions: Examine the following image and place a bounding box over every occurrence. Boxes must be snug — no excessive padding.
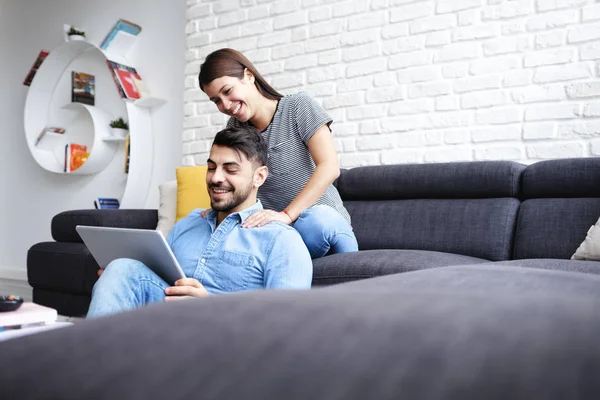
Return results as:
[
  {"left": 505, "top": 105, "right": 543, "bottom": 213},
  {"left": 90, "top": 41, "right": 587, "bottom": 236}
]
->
[
  {"left": 27, "top": 157, "right": 600, "bottom": 316},
  {"left": 5, "top": 264, "right": 600, "bottom": 399},
  {"left": 8, "top": 157, "right": 600, "bottom": 398},
  {"left": 313, "top": 156, "right": 600, "bottom": 284}
]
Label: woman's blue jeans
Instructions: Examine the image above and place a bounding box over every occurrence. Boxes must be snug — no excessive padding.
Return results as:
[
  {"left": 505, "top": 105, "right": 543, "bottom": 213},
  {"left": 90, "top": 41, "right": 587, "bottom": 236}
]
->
[{"left": 293, "top": 205, "right": 358, "bottom": 259}]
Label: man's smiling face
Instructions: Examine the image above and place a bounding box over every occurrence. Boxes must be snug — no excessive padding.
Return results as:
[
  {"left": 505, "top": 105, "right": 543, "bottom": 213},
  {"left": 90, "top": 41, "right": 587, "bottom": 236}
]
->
[{"left": 206, "top": 145, "right": 255, "bottom": 214}]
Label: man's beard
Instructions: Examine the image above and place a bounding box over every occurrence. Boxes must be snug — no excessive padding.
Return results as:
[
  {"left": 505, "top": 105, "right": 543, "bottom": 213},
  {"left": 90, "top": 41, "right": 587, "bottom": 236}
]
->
[{"left": 209, "top": 182, "right": 252, "bottom": 212}]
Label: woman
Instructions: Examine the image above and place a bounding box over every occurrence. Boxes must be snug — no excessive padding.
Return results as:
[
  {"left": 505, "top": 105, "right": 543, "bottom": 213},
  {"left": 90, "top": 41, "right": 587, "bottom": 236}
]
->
[{"left": 199, "top": 48, "right": 358, "bottom": 259}]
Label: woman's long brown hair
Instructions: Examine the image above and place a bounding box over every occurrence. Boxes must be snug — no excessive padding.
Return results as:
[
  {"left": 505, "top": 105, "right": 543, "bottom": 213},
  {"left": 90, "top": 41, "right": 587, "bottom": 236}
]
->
[{"left": 199, "top": 48, "right": 283, "bottom": 100}]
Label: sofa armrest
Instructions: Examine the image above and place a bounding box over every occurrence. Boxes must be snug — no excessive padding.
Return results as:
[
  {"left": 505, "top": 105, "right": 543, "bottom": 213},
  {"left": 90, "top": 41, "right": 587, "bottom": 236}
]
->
[{"left": 52, "top": 209, "right": 159, "bottom": 243}]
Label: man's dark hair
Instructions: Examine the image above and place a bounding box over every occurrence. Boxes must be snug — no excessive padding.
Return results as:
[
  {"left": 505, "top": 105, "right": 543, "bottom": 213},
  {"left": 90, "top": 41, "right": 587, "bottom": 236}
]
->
[{"left": 212, "top": 127, "right": 268, "bottom": 167}]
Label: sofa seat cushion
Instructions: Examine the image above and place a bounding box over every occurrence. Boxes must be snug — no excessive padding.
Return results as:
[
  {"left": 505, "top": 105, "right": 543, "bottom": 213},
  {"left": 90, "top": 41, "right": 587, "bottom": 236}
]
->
[
  {"left": 27, "top": 242, "right": 99, "bottom": 295},
  {"left": 3, "top": 278, "right": 600, "bottom": 399},
  {"left": 493, "top": 259, "right": 600, "bottom": 275},
  {"left": 312, "top": 249, "right": 491, "bottom": 286},
  {"left": 328, "top": 264, "right": 600, "bottom": 297}
]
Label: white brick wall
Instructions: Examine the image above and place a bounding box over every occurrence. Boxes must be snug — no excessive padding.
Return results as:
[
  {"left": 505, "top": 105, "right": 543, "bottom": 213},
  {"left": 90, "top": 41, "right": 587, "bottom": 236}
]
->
[{"left": 184, "top": 0, "right": 600, "bottom": 168}]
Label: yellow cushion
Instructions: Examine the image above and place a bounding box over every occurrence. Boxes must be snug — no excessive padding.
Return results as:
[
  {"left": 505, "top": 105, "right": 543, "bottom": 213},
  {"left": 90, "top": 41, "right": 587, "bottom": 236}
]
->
[{"left": 176, "top": 166, "right": 211, "bottom": 221}]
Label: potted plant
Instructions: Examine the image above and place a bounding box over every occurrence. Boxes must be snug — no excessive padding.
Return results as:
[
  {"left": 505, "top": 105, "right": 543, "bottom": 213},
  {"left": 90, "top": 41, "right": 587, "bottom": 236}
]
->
[
  {"left": 67, "top": 27, "right": 86, "bottom": 41},
  {"left": 109, "top": 117, "right": 129, "bottom": 138}
]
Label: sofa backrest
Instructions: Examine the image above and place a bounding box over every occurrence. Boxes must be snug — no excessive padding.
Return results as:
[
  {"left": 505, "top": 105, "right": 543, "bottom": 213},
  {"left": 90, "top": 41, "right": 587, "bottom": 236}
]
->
[
  {"left": 513, "top": 157, "right": 600, "bottom": 260},
  {"left": 336, "top": 161, "right": 525, "bottom": 261}
]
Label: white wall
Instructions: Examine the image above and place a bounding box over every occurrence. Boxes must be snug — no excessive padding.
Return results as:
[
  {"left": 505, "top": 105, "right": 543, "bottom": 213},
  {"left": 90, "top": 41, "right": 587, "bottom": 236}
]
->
[
  {"left": 183, "top": 0, "right": 600, "bottom": 167},
  {"left": 0, "top": 0, "right": 185, "bottom": 280}
]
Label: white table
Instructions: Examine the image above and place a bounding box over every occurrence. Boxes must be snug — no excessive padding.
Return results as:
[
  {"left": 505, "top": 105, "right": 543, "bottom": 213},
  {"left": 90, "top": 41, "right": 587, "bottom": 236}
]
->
[{"left": 0, "top": 302, "right": 73, "bottom": 341}]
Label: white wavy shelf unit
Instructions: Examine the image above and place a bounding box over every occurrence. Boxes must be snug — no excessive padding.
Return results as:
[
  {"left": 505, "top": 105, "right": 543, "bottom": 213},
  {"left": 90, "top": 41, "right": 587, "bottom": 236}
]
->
[{"left": 23, "top": 39, "right": 165, "bottom": 208}]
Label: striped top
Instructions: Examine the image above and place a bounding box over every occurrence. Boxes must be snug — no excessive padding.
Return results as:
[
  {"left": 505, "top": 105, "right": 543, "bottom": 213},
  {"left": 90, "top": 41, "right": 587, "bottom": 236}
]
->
[{"left": 226, "top": 91, "right": 351, "bottom": 224}]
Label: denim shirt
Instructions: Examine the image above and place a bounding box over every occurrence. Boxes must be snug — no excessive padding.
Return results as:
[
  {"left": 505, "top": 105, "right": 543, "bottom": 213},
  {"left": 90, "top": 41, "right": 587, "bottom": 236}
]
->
[{"left": 167, "top": 201, "right": 312, "bottom": 294}]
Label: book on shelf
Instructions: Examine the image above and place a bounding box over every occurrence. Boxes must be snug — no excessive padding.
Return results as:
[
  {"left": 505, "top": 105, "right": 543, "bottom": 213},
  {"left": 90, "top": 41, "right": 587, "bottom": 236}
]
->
[
  {"left": 94, "top": 197, "right": 120, "bottom": 209},
  {"left": 23, "top": 50, "right": 50, "bottom": 86},
  {"left": 71, "top": 71, "right": 95, "bottom": 105},
  {"left": 34, "top": 127, "right": 65, "bottom": 149},
  {"left": 133, "top": 77, "right": 151, "bottom": 98},
  {"left": 106, "top": 60, "right": 143, "bottom": 100},
  {"left": 64, "top": 143, "right": 89, "bottom": 172},
  {"left": 100, "top": 19, "right": 142, "bottom": 57},
  {"left": 115, "top": 68, "right": 142, "bottom": 100},
  {"left": 124, "top": 134, "right": 130, "bottom": 173}
]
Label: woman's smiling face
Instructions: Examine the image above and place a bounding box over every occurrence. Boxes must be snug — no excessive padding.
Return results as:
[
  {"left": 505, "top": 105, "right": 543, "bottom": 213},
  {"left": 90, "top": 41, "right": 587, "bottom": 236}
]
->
[{"left": 203, "top": 70, "right": 257, "bottom": 123}]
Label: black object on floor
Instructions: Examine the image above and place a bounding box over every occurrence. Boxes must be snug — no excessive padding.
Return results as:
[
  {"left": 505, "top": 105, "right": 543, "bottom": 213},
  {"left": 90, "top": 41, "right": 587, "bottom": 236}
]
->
[{"left": 0, "top": 295, "right": 23, "bottom": 312}]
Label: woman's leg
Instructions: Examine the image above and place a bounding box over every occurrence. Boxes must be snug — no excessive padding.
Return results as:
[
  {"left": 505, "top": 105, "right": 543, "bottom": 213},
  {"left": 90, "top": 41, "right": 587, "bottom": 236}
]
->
[
  {"left": 293, "top": 205, "right": 359, "bottom": 259},
  {"left": 87, "top": 258, "right": 169, "bottom": 318}
]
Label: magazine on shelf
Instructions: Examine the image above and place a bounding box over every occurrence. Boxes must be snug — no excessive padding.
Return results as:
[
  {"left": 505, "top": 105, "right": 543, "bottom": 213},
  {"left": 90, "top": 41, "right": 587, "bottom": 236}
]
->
[
  {"left": 71, "top": 71, "right": 95, "bottom": 105},
  {"left": 106, "top": 60, "right": 143, "bottom": 100},
  {"left": 115, "top": 68, "right": 142, "bottom": 100},
  {"left": 133, "top": 77, "right": 151, "bottom": 98},
  {"left": 23, "top": 50, "right": 50, "bottom": 86},
  {"left": 100, "top": 19, "right": 142, "bottom": 57},
  {"left": 64, "top": 143, "right": 89, "bottom": 173},
  {"left": 94, "top": 197, "right": 120, "bottom": 209}
]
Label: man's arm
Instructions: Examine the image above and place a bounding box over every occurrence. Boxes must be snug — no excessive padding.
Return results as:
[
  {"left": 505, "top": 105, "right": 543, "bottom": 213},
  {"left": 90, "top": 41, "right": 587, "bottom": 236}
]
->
[{"left": 264, "top": 228, "right": 313, "bottom": 289}]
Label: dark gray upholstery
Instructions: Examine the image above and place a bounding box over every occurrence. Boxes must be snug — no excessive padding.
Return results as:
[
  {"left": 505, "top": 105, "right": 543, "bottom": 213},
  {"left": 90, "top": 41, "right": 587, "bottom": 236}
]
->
[
  {"left": 495, "top": 259, "right": 600, "bottom": 275},
  {"left": 32, "top": 290, "right": 91, "bottom": 318},
  {"left": 26, "top": 157, "right": 600, "bottom": 316},
  {"left": 513, "top": 198, "right": 600, "bottom": 259},
  {"left": 521, "top": 157, "right": 600, "bottom": 199},
  {"left": 52, "top": 209, "right": 158, "bottom": 242},
  {"left": 347, "top": 198, "right": 520, "bottom": 261},
  {"left": 329, "top": 264, "right": 600, "bottom": 297},
  {"left": 3, "top": 273, "right": 600, "bottom": 399},
  {"left": 312, "top": 249, "right": 489, "bottom": 286},
  {"left": 28, "top": 242, "right": 98, "bottom": 294},
  {"left": 337, "top": 161, "right": 524, "bottom": 200},
  {"left": 14, "top": 158, "right": 600, "bottom": 397}
]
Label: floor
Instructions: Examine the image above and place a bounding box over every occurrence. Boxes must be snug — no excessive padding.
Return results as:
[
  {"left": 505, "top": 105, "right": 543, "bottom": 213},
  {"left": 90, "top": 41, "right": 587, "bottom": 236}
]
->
[{"left": 0, "top": 278, "right": 32, "bottom": 302}]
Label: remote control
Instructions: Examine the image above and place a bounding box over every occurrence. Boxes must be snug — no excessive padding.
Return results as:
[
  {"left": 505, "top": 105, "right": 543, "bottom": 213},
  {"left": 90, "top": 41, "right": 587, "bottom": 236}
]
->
[{"left": 0, "top": 295, "right": 24, "bottom": 312}]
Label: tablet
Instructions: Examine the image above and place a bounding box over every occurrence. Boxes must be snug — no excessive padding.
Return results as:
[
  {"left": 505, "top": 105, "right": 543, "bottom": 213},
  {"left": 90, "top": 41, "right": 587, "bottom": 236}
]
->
[{"left": 76, "top": 225, "right": 186, "bottom": 285}]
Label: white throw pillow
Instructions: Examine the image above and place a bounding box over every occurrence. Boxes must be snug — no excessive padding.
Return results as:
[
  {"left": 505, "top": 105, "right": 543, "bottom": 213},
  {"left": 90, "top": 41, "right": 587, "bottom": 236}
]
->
[
  {"left": 156, "top": 180, "right": 177, "bottom": 239},
  {"left": 571, "top": 216, "right": 600, "bottom": 261}
]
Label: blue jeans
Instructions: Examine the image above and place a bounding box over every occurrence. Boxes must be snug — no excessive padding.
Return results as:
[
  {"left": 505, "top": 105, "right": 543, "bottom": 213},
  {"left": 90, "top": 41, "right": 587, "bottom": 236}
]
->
[
  {"left": 293, "top": 205, "right": 359, "bottom": 259},
  {"left": 87, "top": 258, "right": 169, "bottom": 318}
]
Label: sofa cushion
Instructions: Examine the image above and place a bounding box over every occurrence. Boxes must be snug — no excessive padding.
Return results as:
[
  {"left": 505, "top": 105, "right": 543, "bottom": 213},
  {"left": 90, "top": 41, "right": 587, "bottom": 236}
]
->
[
  {"left": 493, "top": 259, "right": 600, "bottom": 275},
  {"left": 3, "top": 281, "right": 600, "bottom": 399},
  {"left": 329, "top": 264, "right": 600, "bottom": 298},
  {"left": 156, "top": 180, "right": 177, "bottom": 238},
  {"left": 27, "top": 242, "right": 99, "bottom": 295},
  {"left": 513, "top": 198, "right": 600, "bottom": 259},
  {"left": 346, "top": 198, "right": 520, "bottom": 261},
  {"left": 521, "top": 157, "right": 600, "bottom": 199},
  {"left": 32, "top": 289, "right": 91, "bottom": 317},
  {"left": 327, "top": 265, "right": 600, "bottom": 303},
  {"left": 176, "top": 166, "right": 210, "bottom": 221},
  {"left": 572, "top": 216, "right": 600, "bottom": 261},
  {"left": 52, "top": 209, "right": 158, "bottom": 243},
  {"left": 336, "top": 161, "right": 524, "bottom": 200},
  {"left": 312, "top": 249, "right": 490, "bottom": 286}
]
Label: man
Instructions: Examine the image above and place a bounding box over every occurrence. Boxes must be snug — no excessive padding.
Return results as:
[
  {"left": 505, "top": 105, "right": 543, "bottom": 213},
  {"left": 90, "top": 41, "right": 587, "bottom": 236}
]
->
[{"left": 87, "top": 127, "right": 313, "bottom": 318}]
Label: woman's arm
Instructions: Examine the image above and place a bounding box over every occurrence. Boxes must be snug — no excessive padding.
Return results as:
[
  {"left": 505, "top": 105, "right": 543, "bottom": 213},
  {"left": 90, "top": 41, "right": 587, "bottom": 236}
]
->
[
  {"left": 282, "top": 124, "right": 340, "bottom": 221},
  {"left": 242, "top": 124, "right": 339, "bottom": 228}
]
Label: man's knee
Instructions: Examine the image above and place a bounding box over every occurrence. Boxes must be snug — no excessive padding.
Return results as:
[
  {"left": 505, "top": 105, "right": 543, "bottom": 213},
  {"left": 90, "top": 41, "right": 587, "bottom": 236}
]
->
[{"left": 98, "top": 258, "right": 147, "bottom": 286}]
